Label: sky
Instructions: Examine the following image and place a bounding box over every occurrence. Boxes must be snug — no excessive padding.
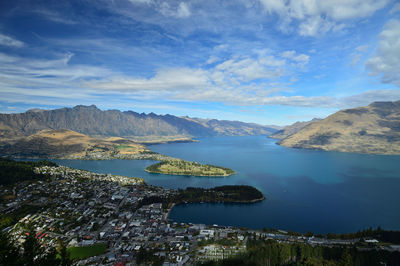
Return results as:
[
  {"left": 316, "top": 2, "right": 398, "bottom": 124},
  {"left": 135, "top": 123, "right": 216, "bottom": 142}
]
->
[{"left": 0, "top": 0, "right": 399, "bottom": 125}]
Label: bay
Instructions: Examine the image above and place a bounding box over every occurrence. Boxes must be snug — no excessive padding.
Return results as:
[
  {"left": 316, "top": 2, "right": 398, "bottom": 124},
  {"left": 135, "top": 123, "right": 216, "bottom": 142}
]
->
[{"left": 52, "top": 136, "right": 400, "bottom": 234}]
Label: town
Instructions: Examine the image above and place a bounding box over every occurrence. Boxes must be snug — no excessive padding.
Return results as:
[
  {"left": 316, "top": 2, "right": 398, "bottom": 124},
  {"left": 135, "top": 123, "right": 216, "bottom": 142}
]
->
[{"left": 1, "top": 165, "right": 399, "bottom": 265}]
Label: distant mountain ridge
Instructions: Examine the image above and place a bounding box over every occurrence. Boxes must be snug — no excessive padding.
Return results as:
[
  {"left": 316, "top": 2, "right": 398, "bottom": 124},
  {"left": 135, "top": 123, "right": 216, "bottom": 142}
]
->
[
  {"left": 277, "top": 100, "right": 400, "bottom": 155},
  {"left": 0, "top": 105, "right": 276, "bottom": 140},
  {"left": 270, "top": 118, "right": 322, "bottom": 139}
]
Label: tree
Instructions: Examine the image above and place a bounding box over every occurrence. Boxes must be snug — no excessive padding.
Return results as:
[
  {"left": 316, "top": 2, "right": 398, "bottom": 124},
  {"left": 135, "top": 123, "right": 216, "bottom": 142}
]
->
[
  {"left": 57, "top": 239, "right": 72, "bottom": 266},
  {"left": 339, "top": 249, "right": 352, "bottom": 266},
  {"left": 22, "top": 228, "right": 43, "bottom": 266},
  {"left": 0, "top": 231, "right": 20, "bottom": 266},
  {"left": 21, "top": 226, "right": 60, "bottom": 266}
]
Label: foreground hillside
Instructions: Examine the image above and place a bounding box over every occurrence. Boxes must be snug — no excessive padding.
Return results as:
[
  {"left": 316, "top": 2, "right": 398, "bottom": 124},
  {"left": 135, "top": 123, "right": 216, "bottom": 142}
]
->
[
  {"left": 0, "top": 105, "right": 276, "bottom": 140},
  {"left": 278, "top": 101, "right": 400, "bottom": 155},
  {"left": 0, "top": 129, "right": 148, "bottom": 159}
]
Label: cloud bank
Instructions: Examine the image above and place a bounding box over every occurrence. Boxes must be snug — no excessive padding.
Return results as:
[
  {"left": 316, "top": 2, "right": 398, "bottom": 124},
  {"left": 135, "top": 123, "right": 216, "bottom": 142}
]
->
[
  {"left": 367, "top": 19, "right": 400, "bottom": 87},
  {"left": 258, "top": 0, "right": 390, "bottom": 36}
]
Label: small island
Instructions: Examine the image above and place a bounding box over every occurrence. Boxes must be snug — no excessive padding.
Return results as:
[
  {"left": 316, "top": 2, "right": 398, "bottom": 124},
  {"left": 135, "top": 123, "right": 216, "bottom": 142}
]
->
[{"left": 145, "top": 160, "right": 235, "bottom": 177}]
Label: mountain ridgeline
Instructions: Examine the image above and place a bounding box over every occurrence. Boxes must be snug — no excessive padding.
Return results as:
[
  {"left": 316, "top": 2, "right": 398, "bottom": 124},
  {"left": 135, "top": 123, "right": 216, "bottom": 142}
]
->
[
  {"left": 0, "top": 105, "right": 276, "bottom": 140},
  {"left": 270, "top": 118, "right": 322, "bottom": 139},
  {"left": 276, "top": 100, "right": 400, "bottom": 155}
]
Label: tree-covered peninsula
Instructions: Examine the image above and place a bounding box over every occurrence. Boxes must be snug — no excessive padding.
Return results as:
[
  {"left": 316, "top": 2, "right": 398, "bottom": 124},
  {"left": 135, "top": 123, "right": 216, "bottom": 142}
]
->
[
  {"left": 0, "top": 158, "right": 57, "bottom": 185},
  {"left": 145, "top": 160, "right": 235, "bottom": 177},
  {"left": 175, "top": 185, "right": 265, "bottom": 203},
  {"left": 138, "top": 185, "right": 265, "bottom": 209}
]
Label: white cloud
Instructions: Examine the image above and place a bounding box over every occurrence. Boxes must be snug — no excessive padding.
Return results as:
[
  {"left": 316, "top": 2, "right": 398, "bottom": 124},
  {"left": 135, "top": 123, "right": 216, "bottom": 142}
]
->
[
  {"left": 298, "top": 16, "right": 334, "bottom": 36},
  {"left": 258, "top": 0, "right": 390, "bottom": 36},
  {"left": 281, "top": 50, "right": 295, "bottom": 58},
  {"left": 215, "top": 56, "right": 285, "bottom": 82},
  {"left": 281, "top": 50, "right": 309, "bottom": 63},
  {"left": 0, "top": 33, "right": 24, "bottom": 47},
  {"left": 366, "top": 19, "right": 400, "bottom": 87},
  {"left": 3, "top": 46, "right": 396, "bottom": 109},
  {"left": 83, "top": 49, "right": 315, "bottom": 106},
  {"left": 351, "top": 54, "right": 362, "bottom": 65},
  {"left": 128, "top": 0, "right": 154, "bottom": 4},
  {"left": 206, "top": 55, "right": 220, "bottom": 65},
  {"left": 390, "top": 3, "right": 400, "bottom": 14},
  {"left": 350, "top": 45, "right": 369, "bottom": 66},
  {"left": 84, "top": 51, "right": 295, "bottom": 105},
  {"left": 159, "top": 1, "right": 191, "bottom": 18},
  {"left": 86, "top": 68, "right": 209, "bottom": 91},
  {"left": 253, "top": 95, "right": 336, "bottom": 107},
  {"left": 30, "top": 9, "right": 78, "bottom": 25},
  {"left": 0, "top": 52, "right": 114, "bottom": 101},
  {"left": 340, "top": 89, "right": 400, "bottom": 107},
  {"left": 176, "top": 2, "right": 191, "bottom": 18},
  {"left": 355, "top": 45, "right": 369, "bottom": 52}
]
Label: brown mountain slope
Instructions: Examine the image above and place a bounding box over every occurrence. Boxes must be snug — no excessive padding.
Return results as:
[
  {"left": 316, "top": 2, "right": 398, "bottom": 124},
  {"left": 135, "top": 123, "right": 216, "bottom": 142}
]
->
[
  {"left": 270, "top": 118, "right": 322, "bottom": 139},
  {"left": 0, "top": 129, "right": 147, "bottom": 158},
  {"left": 278, "top": 101, "right": 400, "bottom": 155}
]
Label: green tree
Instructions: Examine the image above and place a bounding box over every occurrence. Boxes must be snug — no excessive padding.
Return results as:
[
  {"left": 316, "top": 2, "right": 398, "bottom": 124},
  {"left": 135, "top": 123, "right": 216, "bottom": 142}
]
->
[
  {"left": 339, "top": 249, "right": 352, "bottom": 266},
  {"left": 22, "top": 228, "right": 42, "bottom": 265},
  {"left": 57, "top": 239, "right": 72, "bottom": 266},
  {"left": 21, "top": 227, "right": 60, "bottom": 266},
  {"left": 0, "top": 231, "right": 21, "bottom": 266}
]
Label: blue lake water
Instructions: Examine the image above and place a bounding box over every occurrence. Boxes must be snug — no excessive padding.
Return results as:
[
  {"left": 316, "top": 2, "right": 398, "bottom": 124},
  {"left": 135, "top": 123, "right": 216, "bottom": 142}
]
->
[{"left": 52, "top": 136, "right": 400, "bottom": 234}]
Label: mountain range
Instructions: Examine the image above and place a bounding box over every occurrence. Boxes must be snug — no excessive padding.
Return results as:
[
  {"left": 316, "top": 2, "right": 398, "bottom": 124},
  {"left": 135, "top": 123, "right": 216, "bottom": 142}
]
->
[
  {"left": 1, "top": 101, "right": 399, "bottom": 157},
  {"left": 0, "top": 105, "right": 277, "bottom": 141}
]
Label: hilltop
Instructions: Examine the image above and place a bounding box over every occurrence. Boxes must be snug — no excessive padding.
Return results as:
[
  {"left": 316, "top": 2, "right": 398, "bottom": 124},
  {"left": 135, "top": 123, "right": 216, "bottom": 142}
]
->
[{"left": 278, "top": 101, "right": 400, "bottom": 155}]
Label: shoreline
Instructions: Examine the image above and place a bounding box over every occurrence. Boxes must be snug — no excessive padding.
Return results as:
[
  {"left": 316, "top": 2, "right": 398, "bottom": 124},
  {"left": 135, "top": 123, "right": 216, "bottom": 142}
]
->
[
  {"left": 145, "top": 168, "right": 234, "bottom": 177},
  {"left": 164, "top": 202, "right": 176, "bottom": 221},
  {"left": 165, "top": 198, "right": 265, "bottom": 223},
  {"left": 142, "top": 139, "right": 199, "bottom": 145},
  {"left": 173, "top": 196, "right": 266, "bottom": 206},
  {"left": 6, "top": 154, "right": 236, "bottom": 178}
]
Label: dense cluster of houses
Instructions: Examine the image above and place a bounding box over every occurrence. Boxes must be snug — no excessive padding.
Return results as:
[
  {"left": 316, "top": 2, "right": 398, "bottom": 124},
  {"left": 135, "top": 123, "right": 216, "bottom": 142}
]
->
[{"left": 1, "top": 166, "right": 249, "bottom": 265}]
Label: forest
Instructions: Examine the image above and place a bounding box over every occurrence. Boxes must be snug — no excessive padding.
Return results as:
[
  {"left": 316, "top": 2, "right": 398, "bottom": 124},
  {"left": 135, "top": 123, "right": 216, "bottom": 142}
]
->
[
  {"left": 0, "top": 158, "right": 57, "bottom": 185},
  {"left": 174, "top": 185, "right": 265, "bottom": 203},
  {"left": 199, "top": 238, "right": 400, "bottom": 266}
]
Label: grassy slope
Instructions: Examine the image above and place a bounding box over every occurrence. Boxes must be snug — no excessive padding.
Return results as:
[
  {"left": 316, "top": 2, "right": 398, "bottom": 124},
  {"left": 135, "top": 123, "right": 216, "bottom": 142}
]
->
[{"left": 0, "top": 129, "right": 148, "bottom": 158}]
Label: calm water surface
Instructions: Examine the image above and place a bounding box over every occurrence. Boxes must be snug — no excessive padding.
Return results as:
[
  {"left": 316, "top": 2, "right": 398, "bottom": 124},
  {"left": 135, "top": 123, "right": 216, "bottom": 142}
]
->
[{"left": 53, "top": 136, "right": 400, "bottom": 234}]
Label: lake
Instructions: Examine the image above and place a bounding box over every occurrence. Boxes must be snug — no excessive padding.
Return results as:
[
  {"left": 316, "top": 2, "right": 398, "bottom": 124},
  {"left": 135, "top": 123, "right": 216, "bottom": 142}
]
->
[{"left": 52, "top": 136, "right": 400, "bottom": 234}]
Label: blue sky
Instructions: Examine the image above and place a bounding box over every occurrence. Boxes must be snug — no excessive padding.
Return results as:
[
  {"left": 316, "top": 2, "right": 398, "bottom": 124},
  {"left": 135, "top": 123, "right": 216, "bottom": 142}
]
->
[{"left": 0, "top": 0, "right": 399, "bottom": 125}]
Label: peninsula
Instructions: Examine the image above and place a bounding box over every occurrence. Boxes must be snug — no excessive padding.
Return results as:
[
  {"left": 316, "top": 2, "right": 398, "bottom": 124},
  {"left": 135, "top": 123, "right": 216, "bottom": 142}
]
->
[
  {"left": 174, "top": 185, "right": 265, "bottom": 203},
  {"left": 145, "top": 160, "right": 235, "bottom": 177}
]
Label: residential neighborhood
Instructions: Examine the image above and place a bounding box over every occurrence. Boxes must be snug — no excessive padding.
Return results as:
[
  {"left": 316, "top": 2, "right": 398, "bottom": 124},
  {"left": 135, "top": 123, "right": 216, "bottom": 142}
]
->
[{"left": 1, "top": 165, "right": 399, "bottom": 265}]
